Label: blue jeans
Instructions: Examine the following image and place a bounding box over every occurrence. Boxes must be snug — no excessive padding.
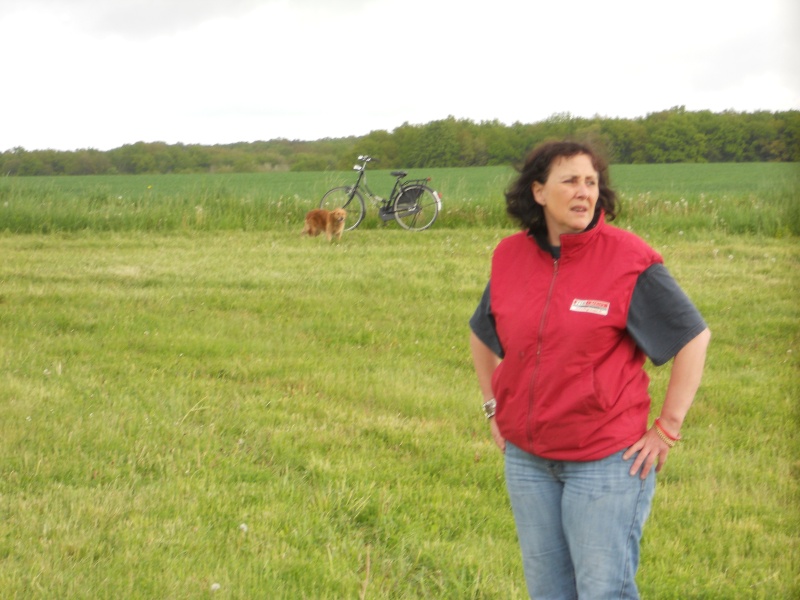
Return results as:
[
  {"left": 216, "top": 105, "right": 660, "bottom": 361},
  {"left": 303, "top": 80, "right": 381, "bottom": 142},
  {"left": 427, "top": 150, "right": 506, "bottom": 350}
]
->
[{"left": 504, "top": 442, "right": 656, "bottom": 600}]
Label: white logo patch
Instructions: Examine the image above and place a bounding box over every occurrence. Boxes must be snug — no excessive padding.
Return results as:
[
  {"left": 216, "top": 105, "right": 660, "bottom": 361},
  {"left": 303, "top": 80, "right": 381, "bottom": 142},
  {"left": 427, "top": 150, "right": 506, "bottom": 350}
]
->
[{"left": 570, "top": 299, "right": 610, "bottom": 316}]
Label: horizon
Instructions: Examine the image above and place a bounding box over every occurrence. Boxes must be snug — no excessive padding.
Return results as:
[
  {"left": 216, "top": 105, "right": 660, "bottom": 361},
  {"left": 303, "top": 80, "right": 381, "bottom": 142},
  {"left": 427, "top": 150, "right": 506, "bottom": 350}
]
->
[{"left": 4, "top": 106, "right": 798, "bottom": 154}]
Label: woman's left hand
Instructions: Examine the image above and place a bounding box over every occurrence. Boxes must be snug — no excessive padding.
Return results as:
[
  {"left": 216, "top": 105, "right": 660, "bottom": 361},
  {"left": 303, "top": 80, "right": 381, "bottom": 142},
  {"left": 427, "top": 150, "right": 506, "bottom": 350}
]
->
[{"left": 622, "top": 427, "right": 672, "bottom": 479}]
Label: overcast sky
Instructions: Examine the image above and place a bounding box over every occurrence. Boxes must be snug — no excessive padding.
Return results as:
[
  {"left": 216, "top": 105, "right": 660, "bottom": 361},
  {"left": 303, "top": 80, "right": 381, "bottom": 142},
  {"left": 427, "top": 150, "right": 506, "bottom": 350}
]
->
[{"left": 1, "top": 0, "right": 797, "bottom": 151}]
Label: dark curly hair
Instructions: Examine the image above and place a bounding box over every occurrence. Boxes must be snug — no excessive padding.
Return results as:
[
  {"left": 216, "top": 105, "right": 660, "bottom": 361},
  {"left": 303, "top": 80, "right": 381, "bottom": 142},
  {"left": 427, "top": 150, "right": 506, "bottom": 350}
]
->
[{"left": 505, "top": 140, "right": 617, "bottom": 233}]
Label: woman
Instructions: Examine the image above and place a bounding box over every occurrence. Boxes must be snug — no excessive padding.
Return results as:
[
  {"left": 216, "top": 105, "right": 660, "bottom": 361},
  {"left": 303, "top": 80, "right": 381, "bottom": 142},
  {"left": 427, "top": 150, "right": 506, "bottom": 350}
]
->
[{"left": 469, "top": 140, "right": 710, "bottom": 600}]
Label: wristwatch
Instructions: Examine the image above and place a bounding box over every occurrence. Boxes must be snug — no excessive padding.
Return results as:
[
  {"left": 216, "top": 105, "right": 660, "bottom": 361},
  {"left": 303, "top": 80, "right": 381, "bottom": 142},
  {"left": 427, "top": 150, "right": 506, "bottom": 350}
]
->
[{"left": 482, "top": 398, "right": 496, "bottom": 419}]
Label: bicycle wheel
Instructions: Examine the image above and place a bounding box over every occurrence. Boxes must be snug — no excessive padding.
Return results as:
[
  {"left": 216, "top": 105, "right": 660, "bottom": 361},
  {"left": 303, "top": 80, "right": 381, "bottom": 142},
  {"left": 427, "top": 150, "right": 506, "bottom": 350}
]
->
[
  {"left": 393, "top": 185, "right": 441, "bottom": 231},
  {"left": 319, "top": 186, "right": 365, "bottom": 231}
]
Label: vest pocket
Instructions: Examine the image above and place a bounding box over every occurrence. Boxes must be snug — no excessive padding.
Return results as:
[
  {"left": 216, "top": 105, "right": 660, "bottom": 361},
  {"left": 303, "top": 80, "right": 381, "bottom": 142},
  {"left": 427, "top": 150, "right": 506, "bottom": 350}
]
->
[{"left": 560, "top": 364, "right": 609, "bottom": 416}]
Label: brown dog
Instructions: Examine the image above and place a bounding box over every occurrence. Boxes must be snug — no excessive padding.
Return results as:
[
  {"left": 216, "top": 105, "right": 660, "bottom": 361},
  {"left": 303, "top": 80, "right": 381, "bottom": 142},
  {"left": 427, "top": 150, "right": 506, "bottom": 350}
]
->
[{"left": 301, "top": 208, "right": 346, "bottom": 241}]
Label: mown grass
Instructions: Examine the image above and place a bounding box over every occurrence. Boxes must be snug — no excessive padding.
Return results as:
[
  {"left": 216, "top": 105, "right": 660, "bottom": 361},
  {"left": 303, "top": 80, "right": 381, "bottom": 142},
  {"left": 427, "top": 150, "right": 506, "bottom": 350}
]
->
[
  {"left": 1, "top": 163, "right": 798, "bottom": 597},
  {"left": 0, "top": 224, "right": 797, "bottom": 598}
]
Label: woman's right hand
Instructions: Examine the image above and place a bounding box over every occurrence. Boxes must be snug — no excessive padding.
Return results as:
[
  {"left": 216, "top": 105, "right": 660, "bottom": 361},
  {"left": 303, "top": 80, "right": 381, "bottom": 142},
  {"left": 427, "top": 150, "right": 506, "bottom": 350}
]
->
[{"left": 490, "top": 418, "right": 506, "bottom": 453}]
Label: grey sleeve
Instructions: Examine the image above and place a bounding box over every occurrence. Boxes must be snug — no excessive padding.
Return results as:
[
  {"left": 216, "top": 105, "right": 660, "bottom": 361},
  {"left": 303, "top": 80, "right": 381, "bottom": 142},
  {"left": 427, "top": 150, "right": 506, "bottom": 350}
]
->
[
  {"left": 627, "top": 264, "right": 707, "bottom": 366},
  {"left": 469, "top": 281, "right": 504, "bottom": 359}
]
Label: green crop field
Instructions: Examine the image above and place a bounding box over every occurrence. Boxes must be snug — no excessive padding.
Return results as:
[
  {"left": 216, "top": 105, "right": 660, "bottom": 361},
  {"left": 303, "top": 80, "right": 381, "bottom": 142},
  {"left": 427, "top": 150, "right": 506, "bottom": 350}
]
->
[
  {"left": 1, "top": 162, "right": 798, "bottom": 235},
  {"left": 0, "top": 164, "right": 798, "bottom": 598}
]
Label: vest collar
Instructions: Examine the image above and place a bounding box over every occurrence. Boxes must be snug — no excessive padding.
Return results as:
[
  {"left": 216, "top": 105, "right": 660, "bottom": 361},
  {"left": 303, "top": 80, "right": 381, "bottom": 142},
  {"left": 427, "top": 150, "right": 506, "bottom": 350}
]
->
[{"left": 529, "top": 210, "right": 606, "bottom": 258}]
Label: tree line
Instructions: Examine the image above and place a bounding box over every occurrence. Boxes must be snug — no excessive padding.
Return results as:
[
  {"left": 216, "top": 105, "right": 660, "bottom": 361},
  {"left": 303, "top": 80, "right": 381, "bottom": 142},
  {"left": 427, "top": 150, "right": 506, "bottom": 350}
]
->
[{"left": 2, "top": 107, "right": 797, "bottom": 176}]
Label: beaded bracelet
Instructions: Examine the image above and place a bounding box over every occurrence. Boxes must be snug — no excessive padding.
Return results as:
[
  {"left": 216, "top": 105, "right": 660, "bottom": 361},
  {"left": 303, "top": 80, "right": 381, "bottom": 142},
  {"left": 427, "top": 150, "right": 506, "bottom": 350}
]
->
[{"left": 654, "top": 418, "right": 680, "bottom": 448}]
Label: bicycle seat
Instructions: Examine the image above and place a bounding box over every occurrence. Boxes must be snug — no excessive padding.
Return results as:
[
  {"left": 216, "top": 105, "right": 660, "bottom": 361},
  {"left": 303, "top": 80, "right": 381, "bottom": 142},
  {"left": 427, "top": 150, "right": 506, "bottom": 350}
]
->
[{"left": 391, "top": 170, "right": 408, "bottom": 178}]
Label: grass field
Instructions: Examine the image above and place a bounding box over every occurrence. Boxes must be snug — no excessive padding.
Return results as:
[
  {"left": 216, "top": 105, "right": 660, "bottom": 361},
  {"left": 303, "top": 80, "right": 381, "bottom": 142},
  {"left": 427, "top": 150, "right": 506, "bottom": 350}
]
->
[{"left": 0, "top": 164, "right": 798, "bottom": 598}]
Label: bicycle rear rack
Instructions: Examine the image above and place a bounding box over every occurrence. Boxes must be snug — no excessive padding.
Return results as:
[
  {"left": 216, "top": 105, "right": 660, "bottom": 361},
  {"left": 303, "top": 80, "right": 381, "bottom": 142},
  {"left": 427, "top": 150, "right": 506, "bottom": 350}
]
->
[{"left": 403, "top": 178, "right": 430, "bottom": 188}]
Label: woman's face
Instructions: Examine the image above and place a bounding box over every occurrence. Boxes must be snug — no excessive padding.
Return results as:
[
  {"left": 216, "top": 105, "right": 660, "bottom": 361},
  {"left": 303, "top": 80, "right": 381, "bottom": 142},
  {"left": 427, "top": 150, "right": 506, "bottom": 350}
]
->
[{"left": 532, "top": 153, "right": 599, "bottom": 246}]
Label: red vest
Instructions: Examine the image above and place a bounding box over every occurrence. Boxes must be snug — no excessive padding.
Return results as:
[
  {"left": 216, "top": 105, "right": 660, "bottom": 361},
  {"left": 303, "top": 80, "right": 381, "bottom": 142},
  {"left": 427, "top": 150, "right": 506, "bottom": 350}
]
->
[{"left": 490, "top": 215, "right": 663, "bottom": 460}]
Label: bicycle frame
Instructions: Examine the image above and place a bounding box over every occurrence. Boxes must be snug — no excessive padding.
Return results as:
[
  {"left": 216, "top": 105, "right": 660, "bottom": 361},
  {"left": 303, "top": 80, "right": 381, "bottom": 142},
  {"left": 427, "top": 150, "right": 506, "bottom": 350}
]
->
[{"left": 348, "top": 156, "right": 403, "bottom": 208}]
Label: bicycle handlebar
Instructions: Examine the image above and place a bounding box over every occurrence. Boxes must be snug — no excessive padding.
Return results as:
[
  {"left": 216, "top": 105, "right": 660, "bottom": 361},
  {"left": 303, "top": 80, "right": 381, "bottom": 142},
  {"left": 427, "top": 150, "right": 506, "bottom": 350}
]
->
[{"left": 357, "top": 155, "right": 376, "bottom": 162}]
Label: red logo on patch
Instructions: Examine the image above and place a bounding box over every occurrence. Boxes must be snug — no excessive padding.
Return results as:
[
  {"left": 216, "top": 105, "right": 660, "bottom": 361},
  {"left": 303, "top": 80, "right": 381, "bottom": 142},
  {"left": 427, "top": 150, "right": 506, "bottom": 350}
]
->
[{"left": 570, "top": 299, "right": 610, "bottom": 316}]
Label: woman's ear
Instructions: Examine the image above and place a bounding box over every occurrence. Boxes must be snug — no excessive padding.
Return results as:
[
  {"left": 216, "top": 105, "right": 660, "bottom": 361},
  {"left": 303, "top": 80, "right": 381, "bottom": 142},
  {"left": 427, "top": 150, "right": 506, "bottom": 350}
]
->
[{"left": 532, "top": 181, "right": 545, "bottom": 206}]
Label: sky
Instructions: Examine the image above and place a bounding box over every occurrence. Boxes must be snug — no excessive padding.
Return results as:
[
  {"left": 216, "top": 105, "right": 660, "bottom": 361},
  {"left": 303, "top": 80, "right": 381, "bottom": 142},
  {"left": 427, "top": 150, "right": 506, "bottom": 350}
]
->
[{"left": 1, "top": 0, "right": 798, "bottom": 152}]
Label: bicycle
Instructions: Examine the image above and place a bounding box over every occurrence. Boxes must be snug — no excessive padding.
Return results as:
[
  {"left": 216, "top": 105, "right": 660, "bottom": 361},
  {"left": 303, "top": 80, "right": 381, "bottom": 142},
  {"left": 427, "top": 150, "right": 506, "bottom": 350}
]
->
[{"left": 319, "top": 155, "right": 442, "bottom": 231}]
